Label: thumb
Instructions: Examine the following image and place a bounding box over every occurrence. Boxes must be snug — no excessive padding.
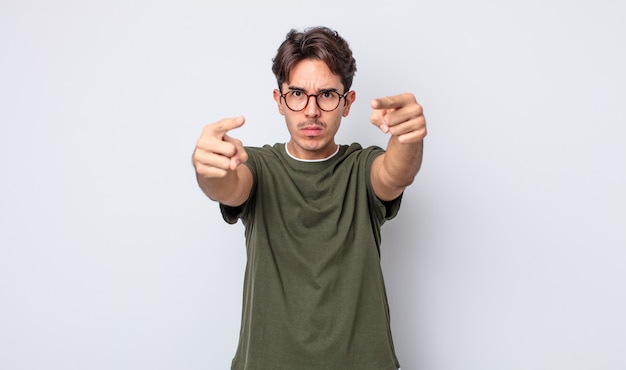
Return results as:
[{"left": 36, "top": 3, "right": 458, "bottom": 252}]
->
[
  {"left": 370, "top": 107, "right": 389, "bottom": 133},
  {"left": 223, "top": 134, "right": 248, "bottom": 171}
]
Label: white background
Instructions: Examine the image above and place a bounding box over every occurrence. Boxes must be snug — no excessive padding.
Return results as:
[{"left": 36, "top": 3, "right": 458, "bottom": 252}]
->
[{"left": 1, "top": 1, "right": 625, "bottom": 369}]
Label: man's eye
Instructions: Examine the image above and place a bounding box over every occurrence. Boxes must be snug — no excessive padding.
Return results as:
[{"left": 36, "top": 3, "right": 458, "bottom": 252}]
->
[{"left": 291, "top": 91, "right": 303, "bottom": 97}]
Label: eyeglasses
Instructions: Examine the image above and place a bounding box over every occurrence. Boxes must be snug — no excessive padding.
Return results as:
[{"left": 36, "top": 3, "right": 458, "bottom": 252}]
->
[{"left": 280, "top": 89, "right": 349, "bottom": 112}]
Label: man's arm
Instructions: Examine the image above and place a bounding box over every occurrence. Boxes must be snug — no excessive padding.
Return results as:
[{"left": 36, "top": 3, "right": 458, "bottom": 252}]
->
[
  {"left": 370, "top": 93, "right": 427, "bottom": 201},
  {"left": 192, "top": 116, "right": 253, "bottom": 207}
]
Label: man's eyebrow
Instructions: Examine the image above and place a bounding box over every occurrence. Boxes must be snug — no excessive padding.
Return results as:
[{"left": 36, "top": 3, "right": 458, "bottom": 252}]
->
[{"left": 286, "top": 86, "right": 339, "bottom": 93}]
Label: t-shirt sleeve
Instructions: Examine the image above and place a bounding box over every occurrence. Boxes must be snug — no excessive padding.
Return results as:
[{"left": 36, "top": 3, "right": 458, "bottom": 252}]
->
[{"left": 220, "top": 203, "right": 244, "bottom": 224}]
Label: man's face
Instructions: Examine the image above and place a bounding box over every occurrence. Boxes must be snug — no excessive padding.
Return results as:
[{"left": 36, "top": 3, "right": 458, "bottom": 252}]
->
[{"left": 273, "top": 59, "right": 355, "bottom": 160}]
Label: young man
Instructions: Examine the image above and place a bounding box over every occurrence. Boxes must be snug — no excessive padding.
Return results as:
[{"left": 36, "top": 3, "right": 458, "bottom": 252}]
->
[{"left": 192, "top": 26, "right": 426, "bottom": 370}]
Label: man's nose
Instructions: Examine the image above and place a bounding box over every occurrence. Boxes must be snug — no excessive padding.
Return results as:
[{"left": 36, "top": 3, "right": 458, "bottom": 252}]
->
[{"left": 304, "top": 95, "right": 321, "bottom": 116}]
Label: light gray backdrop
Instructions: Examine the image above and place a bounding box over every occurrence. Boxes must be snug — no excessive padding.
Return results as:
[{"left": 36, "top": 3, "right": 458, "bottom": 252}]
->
[{"left": 1, "top": 0, "right": 624, "bottom": 369}]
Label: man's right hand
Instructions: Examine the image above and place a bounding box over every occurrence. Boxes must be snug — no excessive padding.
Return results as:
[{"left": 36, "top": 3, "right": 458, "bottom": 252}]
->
[{"left": 192, "top": 116, "right": 248, "bottom": 179}]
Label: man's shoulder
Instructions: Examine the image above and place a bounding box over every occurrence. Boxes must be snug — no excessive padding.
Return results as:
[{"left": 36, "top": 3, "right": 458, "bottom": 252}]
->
[
  {"left": 342, "top": 142, "right": 385, "bottom": 157},
  {"left": 244, "top": 143, "right": 284, "bottom": 157}
]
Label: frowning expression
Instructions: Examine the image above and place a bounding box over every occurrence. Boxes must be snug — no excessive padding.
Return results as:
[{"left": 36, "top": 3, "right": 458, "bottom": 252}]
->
[{"left": 273, "top": 59, "right": 356, "bottom": 160}]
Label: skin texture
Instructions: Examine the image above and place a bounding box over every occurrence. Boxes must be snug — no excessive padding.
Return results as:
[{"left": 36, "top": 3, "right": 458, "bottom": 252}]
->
[{"left": 192, "top": 58, "right": 426, "bottom": 206}]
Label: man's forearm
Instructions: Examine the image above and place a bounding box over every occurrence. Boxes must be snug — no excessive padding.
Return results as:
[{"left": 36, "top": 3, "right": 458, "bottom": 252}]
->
[
  {"left": 196, "top": 166, "right": 251, "bottom": 207},
  {"left": 369, "top": 93, "right": 426, "bottom": 200},
  {"left": 383, "top": 136, "right": 423, "bottom": 187}
]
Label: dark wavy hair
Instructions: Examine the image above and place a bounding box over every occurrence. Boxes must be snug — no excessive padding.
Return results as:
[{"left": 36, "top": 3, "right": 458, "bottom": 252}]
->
[{"left": 271, "top": 26, "right": 357, "bottom": 93}]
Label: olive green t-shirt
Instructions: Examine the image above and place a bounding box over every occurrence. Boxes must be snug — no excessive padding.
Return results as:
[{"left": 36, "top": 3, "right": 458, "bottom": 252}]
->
[{"left": 221, "top": 143, "right": 402, "bottom": 370}]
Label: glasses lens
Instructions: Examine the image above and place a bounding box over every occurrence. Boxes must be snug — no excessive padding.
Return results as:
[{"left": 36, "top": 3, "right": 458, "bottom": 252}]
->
[
  {"left": 285, "top": 91, "right": 307, "bottom": 111},
  {"left": 317, "top": 91, "right": 340, "bottom": 111}
]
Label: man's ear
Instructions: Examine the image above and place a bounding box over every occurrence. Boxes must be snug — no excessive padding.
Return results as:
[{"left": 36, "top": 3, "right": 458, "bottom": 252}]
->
[
  {"left": 342, "top": 90, "right": 356, "bottom": 117},
  {"left": 273, "top": 89, "right": 286, "bottom": 116}
]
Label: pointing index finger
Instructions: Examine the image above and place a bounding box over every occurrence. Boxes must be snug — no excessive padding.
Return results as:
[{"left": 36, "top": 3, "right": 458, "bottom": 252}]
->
[
  {"left": 214, "top": 116, "right": 246, "bottom": 135},
  {"left": 221, "top": 115, "right": 245, "bottom": 131},
  {"left": 370, "top": 93, "right": 415, "bottom": 110}
]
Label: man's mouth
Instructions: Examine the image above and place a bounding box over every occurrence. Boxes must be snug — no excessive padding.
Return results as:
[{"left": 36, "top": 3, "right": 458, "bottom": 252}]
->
[
  {"left": 299, "top": 121, "right": 325, "bottom": 137},
  {"left": 302, "top": 126, "right": 322, "bottom": 136}
]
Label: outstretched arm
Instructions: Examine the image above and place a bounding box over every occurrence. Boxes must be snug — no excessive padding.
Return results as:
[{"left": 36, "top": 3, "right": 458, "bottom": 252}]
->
[
  {"left": 192, "top": 116, "right": 253, "bottom": 207},
  {"left": 370, "top": 93, "right": 427, "bottom": 201}
]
